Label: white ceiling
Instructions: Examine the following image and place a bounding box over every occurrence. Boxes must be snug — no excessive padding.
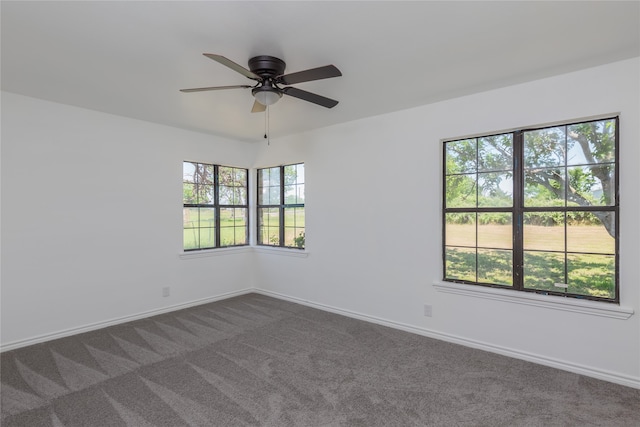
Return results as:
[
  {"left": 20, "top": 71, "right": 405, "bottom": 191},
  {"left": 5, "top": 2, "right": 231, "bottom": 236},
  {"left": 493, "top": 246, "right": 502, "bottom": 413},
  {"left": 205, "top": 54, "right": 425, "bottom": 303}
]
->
[{"left": 2, "top": 1, "right": 639, "bottom": 142}]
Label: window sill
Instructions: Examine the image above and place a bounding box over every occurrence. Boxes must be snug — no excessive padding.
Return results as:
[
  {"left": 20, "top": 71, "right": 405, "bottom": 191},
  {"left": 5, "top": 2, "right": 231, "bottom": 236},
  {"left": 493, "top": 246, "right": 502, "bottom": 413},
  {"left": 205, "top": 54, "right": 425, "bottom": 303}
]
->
[
  {"left": 179, "top": 246, "right": 252, "bottom": 259},
  {"left": 433, "top": 280, "right": 634, "bottom": 320},
  {"left": 253, "top": 246, "right": 309, "bottom": 258},
  {"left": 179, "top": 246, "right": 308, "bottom": 259}
]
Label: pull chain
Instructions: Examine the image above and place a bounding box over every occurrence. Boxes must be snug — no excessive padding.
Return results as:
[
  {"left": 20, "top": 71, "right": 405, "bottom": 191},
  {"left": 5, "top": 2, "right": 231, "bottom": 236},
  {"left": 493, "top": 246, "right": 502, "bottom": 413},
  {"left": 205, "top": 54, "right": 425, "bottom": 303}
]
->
[{"left": 263, "top": 106, "right": 271, "bottom": 145}]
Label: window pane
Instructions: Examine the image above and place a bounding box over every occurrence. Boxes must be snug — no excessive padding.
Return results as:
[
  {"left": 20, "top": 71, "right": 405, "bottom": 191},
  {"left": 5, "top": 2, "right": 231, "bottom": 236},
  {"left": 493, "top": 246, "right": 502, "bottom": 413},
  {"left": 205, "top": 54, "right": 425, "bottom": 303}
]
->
[
  {"left": 184, "top": 228, "right": 199, "bottom": 250},
  {"left": 285, "top": 227, "right": 305, "bottom": 248},
  {"left": 183, "top": 183, "right": 197, "bottom": 204},
  {"left": 478, "top": 172, "right": 513, "bottom": 207},
  {"left": 284, "top": 163, "right": 304, "bottom": 186},
  {"left": 270, "top": 186, "right": 281, "bottom": 205},
  {"left": 567, "top": 254, "right": 615, "bottom": 299},
  {"left": 446, "top": 139, "right": 476, "bottom": 174},
  {"left": 263, "top": 229, "right": 279, "bottom": 245},
  {"left": 567, "top": 212, "right": 615, "bottom": 254},
  {"left": 258, "top": 187, "right": 268, "bottom": 205},
  {"left": 194, "top": 163, "right": 214, "bottom": 185},
  {"left": 199, "top": 227, "right": 215, "bottom": 248},
  {"left": 234, "top": 187, "right": 247, "bottom": 205},
  {"left": 524, "top": 168, "right": 565, "bottom": 207},
  {"left": 220, "top": 208, "right": 246, "bottom": 246},
  {"left": 219, "top": 186, "right": 233, "bottom": 205},
  {"left": 296, "top": 164, "right": 305, "bottom": 184},
  {"left": 445, "top": 213, "right": 475, "bottom": 247},
  {"left": 285, "top": 230, "right": 304, "bottom": 248},
  {"left": 285, "top": 184, "right": 305, "bottom": 204},
  {"left": 259, "top": 207, "right": 279, "bottom": 227},
  {"left": 258, "top": 168, "right": 268, "bottom": 187},
  {"left": 183, "top": 208, "right": 199, "bottom": 229},
  {"left": 478, "top": 134, "right": 512, "bottom": 172},
  {"left": 284, "top": 207, "right": 305, "bottom": 248},
  {"left": 566, "top": 119, "right": 615, "bottom": 165},
  {"left": 218, "top": 166, "right": 233, "bottom": 186},
  {"left": 478, "top": 249, "right": 512, "bottom": 286},
  {"left": 228, "top": 226, "right": 247, "bottom": 246},
  {"left": 284, "top": 164, "right": 296, "bottom": 182},
  {"left": 298, "top": 209, "right": 305, "bottom": 228},
  {"left": 235, "top": 168, "right": 246, "bottom": 182},
  {"left": 296, "top": 184, "right": 305, "bottom": 204},
  {"left": 234, "top": 208, "right": 247, "bottom": 226},
  {"left": 284, "top": 208, "right": 296, "bottom": 228},
  {"left": 523, "top": 212, "right": 564, "bottom": 252},
  {"left": 198, "top": 184, "right": 215, "bottom": 205},
  {"left": 445, "top": 247, "right": 476, "bottom": 282},
  {"left": 219, "top": 186, "right": 247, "bottom": 205},
  {"left": 478, "top": 213, "right": 511, "bottom": 249},
  {"left": 269, "top": 167, "right": 280, "bottom": 186},
  {"left": 183, "top": 162, "right": 197, "bottom": 183},
  {"left": 219, "top": 166, "right": 246, "bottom": 186},
  {"left": 567, "top": 165, "right": 614, "bottom": 207},
  {"left": 258, "top": 207, "right": 279, "bottom": 245},
  {"left": 220, "top": 207, "right": 234, "bottom": 228},
  {"left": 284, "top": 185, "right": 295, "bottom": 204},
  {"left": 198, "top": 208, "right": 215, "bottom": 228},
  {"left": 445, "top": 174, "right": 476, "bottom": 208},
  {"left": 220, "top": 227, "right": 235, "bottom": 247},
  {"left": 523, "top": 251, "right": 565, "bottom": 291},
  {"left": 524, "top": 126, "right": 565, "bottom": 168}
]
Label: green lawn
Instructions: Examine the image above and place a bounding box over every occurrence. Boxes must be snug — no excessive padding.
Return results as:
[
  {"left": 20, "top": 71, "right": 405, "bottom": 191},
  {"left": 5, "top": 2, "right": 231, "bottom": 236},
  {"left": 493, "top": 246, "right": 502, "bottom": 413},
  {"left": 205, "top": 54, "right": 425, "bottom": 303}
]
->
[{"left": 445, "top": 224, "right": 615, "bottom": 299}]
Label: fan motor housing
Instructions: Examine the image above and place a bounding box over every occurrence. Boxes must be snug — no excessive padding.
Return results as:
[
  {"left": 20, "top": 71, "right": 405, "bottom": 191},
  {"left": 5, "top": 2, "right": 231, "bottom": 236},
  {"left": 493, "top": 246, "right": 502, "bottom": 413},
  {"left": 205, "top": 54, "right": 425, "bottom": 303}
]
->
[{"left": 248, "top": 56, "right": 286, "bottom": 78}]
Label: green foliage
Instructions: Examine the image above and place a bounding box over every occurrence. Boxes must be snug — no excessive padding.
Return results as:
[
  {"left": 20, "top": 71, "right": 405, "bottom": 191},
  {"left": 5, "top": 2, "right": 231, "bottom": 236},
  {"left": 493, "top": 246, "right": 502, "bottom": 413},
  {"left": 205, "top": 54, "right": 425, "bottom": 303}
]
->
[{"left": 294, "top": 232, "right": 305, "bottom": 249}]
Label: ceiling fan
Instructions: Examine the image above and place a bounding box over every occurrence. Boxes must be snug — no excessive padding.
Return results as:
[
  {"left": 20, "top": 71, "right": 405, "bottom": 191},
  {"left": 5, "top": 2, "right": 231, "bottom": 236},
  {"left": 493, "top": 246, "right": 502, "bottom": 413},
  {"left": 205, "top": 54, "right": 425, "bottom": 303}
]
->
[{"left": 180, "top": 54, "right": 342, "bottom": 112}]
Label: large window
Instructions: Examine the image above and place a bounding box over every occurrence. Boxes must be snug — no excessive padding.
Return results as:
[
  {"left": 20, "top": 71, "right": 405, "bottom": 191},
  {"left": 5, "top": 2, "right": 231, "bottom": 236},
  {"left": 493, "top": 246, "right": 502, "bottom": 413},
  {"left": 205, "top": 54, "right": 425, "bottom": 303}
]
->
[
  {"left": 183, "top": 161, "right": 248, "bottom": 250},
  {"left": 257, "top": 163, "right": 305, "bottom": 249},
  {"left": 443, "top": 117, "right": 619, "bottom": 302}
]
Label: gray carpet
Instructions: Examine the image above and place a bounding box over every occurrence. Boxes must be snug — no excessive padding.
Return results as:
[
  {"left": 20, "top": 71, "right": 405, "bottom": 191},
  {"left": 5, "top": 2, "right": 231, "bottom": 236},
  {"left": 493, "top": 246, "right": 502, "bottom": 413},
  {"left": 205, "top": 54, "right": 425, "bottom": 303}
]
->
[{"left": 1, "top": 294, "right": 639, "bottom": 426}]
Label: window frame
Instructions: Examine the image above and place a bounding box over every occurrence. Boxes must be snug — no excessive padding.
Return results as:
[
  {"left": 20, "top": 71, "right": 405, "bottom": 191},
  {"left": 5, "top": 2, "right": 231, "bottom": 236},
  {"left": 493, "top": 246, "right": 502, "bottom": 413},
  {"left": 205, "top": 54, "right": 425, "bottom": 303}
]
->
[
  {"left": 256, "top": 163, "right": 305, "bottom": 249},
  {"left": 183, "top": 161, "right": 249, "bottom": 251},
  {"left": 442, "top": 116, "right": 619, "bottom": 303}
]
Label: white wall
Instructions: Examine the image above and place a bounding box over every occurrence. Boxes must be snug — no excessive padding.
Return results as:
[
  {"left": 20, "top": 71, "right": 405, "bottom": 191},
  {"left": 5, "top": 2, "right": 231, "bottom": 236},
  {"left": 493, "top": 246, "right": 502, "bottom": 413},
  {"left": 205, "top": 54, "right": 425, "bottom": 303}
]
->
[
  {"left": 253, "top": 58, "right": 640, "bottom": 387},
  {"left": 1, "top": 92, "right": 255, "bottom": 347}
]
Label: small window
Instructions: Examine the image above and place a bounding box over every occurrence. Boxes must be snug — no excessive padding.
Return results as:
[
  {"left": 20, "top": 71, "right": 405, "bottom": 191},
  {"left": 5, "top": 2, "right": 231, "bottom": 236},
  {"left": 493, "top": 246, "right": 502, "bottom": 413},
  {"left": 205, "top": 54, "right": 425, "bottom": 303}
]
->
[
  {"left": 257, "top": 163, "right": 305, "bottom": 249},
  {"left": 443, "top": 117, "right": 618, "bottom": 302},
  {"left": 183, "top": 161, "right": 248, "bottom": 250}
]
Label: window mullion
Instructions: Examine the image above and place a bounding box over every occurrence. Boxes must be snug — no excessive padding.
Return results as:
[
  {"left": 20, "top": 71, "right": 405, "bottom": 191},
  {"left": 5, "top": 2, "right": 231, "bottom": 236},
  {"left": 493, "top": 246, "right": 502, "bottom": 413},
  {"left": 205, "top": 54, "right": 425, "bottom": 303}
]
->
[
  {"left": 279, "top": 165, "right": 285, "bottom": 247},
  {"left": 513, "top": 131, "right": 524, "bottom": 290},
  {"left": 214, "top": 165, "right": 221, "bottom": 248}
]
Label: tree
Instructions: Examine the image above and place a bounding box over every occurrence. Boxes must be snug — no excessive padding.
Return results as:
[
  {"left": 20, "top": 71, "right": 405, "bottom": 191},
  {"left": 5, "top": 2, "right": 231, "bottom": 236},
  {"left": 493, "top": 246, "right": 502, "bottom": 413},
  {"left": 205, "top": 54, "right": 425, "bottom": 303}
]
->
[
  {"left": 445, "top": 119, "right": 616, "bottom": 237},
  {"left": 523, "top": 120, "right": 616, "bottom": 237}
]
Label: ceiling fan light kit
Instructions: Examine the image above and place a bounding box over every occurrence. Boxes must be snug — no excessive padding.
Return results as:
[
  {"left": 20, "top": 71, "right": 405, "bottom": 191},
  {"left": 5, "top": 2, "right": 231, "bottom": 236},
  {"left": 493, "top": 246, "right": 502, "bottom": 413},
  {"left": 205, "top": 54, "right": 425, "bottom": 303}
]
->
[
  {"left": 252, "top": 84, "right": 282, "bottom": 106},
  {"left": 181, "top": 54, "right": 341, "bottom": 111}
]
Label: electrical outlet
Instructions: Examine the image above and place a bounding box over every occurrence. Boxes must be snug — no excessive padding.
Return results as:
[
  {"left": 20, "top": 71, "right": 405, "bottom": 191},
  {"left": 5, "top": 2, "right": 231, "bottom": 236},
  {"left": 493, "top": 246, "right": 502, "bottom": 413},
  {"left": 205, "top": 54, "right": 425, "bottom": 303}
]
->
[
  {"left": 423, "top": 304, "right": 432, "bottom": 317},
  {"left": 162, "top": 287, "right": 170, "bottom": 297}
]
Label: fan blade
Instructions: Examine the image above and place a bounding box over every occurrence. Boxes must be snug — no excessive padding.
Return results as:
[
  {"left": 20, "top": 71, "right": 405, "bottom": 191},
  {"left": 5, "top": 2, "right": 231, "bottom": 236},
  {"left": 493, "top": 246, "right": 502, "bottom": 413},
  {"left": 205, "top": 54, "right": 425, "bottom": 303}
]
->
[
  {"left": 203, "top": 54, "right": 260, "bottom": 80},
  {"left": 277, "top": 65, "right": 341, "bottom": 85},
  {"left": 251, "top": 100, "right": 266, "bottom": 113},
  {"left": 180, "top": 85, "right": 252, "bottom": 93},
  {"left": 282, "top": 87, "right": 339, "bottom": 108}
]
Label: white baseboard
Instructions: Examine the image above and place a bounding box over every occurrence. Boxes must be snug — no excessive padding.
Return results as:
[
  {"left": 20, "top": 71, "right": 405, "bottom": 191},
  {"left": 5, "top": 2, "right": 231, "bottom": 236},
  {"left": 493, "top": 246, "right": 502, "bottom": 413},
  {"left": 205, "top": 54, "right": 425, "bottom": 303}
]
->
[
  {"left": 0, "top": 288, "right": 256, "bottom": 352},
  {"left": 253, "top": 289, "right": 640, "bottom": 390}
]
